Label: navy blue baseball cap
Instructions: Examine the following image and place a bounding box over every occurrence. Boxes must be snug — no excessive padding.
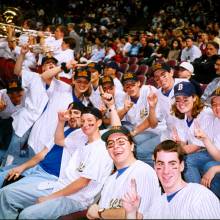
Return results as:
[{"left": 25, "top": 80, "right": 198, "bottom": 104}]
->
[{"left": 174, "top": 81, "right": 196, "bottom": 97}]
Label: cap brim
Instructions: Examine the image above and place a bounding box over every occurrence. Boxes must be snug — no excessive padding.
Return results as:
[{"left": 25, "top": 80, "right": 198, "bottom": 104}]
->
[{"left": 101, "top": 128, "right": 130, "bottom": 142}]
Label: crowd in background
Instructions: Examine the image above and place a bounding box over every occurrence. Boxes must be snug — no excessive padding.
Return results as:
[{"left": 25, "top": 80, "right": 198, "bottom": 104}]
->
[{"left": 0, "top": 0, "right": 220, "bottom": 219}]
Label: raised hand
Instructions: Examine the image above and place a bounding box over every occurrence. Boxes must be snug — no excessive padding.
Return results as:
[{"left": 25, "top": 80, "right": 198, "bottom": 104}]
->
[
  {"left": 194, "top": 120, "right": 207, "bottom": 141},
  {"left": 124, "top": 94, "right": 133, "bottom": 112},
  {"left": 0, "top": 98, "right": 6, "bottom": 111},
  {"left": 171, "top": 126, "right": 181, "bottom": 142},
  {"left": 58, "top": 104, "right": 73, "bottom": 122},
  {"left": 122, "top": 178, "right": 140, "bottom": 214},
  {"left": 99, "top": 85, "right": 115, "bottom": 108},
  {"left": 147, "top": 86, "right": 158, "bottom": 108},
  {"left": 20, "top": 44, "right": 30, "bottom": 55}
]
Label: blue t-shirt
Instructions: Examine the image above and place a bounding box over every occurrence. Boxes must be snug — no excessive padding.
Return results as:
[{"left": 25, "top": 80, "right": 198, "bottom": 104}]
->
[{"left": 39, "top": 127, "right": 75, "bottom": 177}]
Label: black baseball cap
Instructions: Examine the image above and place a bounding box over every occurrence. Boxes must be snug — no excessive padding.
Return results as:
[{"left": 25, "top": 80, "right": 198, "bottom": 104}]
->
[
  {"left": 122, "top": 72, "right": 138, "bottom": 85},
  {"left": 6, "top": 79, "right": 23, "bottom": 94},
  {"left": 152, "top": 62, "right": 171, "bottom": 73},
  {"left": 41, "top": 56, "right": 58, "bottom": 65},
  {"left": 74, "top": 69, "right": 91, "bottom": 82},
  {"left": 68, "top": 102, "right": 85, "bottom": 112},
  {"left": 101, "top": 126, "right": 131, "bottom": 142},
  {"left": 87, "top": 62, "right": 102, "bottom": 73},
  {"left": 99, "top": 76, "right": 114, "bottom": 86}
]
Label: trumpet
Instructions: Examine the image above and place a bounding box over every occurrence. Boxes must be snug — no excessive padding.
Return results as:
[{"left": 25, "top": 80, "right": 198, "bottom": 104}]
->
[
  {"left": 0, "top": 23, "right": 55, "bottom": 37},
  {"left": 28, "top": 44, "right": 55, "bottom": 54}
]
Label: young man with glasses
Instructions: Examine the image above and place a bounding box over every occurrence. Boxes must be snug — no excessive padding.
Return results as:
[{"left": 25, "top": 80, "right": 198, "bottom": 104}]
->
[{"left": 86, "top": 93, "right": 161, "bottom": 219}]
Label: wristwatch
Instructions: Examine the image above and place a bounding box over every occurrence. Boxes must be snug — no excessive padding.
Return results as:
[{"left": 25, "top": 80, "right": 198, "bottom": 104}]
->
[{"left": 98, "top": 208, "right": 105, "bottom": 219}]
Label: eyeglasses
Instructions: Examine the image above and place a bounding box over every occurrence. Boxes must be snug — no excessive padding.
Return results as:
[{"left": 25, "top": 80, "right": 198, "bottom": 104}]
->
[{"left": 106, "top": 137, "right": 129, "bottom": 149}]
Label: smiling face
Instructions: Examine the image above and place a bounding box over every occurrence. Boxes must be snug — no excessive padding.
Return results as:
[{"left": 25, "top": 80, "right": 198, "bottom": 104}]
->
[
  {"left": 154, "top": 150, "right": 184, "bottom": 193},
  {"left": 175, "top": 95, "right": 195, "bottom": 116},
  {"left": 211, "top": 96, "right": 220, "bottom": 119},
  {"left": 72, "top": 77, "right": 91, "bottom": 94},
  {"left": 123, "top": 80, "right": 140, "bottom": 98},
  {"left": 81, "top": 113, "right": 101, "bottom": 137},
  {"left": 106, "top": 133, "right": 134, "bottom": 169},
  {"left": 42, "top": 60, "right": 57, "bottom": 72},
  {"left": 154, "top": 70, "right": 174, "bottom": 93},
  {"left": 67, "top": 109, "right": 82, "bottom": 128}
]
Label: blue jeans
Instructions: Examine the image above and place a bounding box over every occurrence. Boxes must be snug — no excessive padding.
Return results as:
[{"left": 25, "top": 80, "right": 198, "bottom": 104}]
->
[
  {"left": 122, "top": 121, "right": 161, "bottom": 167},
  {"left": 202, "top": 161, "right": 220, "bottom": 199},
  {"left": 1, "top": 128, "right": 35, "bottom": 167},
  {"left": 0, "top": 165, "right": 58, "bottom": 219},
  {"left": 183, "top": 151, "right": 220, "bottom": 182}
]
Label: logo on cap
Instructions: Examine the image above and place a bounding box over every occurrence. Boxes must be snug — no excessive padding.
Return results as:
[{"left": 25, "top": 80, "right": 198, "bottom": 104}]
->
[
  {"left": 78, "top": 70, "right": 89, "bottom": 78},
  {"left": 8, "top": 81, "right": 18, "bottom": 89}
]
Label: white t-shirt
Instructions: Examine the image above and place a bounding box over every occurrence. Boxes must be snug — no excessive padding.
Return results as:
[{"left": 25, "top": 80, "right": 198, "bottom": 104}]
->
[
  {"left": 98, "top": 160, "right": 161, "bottom": 215},
  {"left": 144, "top": 183, "right": 220, "bottom": 219},
  {"left": 113, "top": 78, "right": 123, "bottom": 92},
  {"left": 54, "top": 49, "right": 74, "bottom": 79},
  {"left": 171, "top": 108, "right": 210, "bottom": 147},
  {"left": 157, "top": 78, "right": 188, "bottom": 140},
  {"left": 122, "top": 85, "right": 164, "bottom": 134},
  {"left": 12, "top": 70, "right": 48, "bottom": 137},
  {"left": 27, "top": 78, "right": 73, "bottom": 153},
  {"left": 199, "top": 108, "right": 220, "bottom": 150},
  {"left": 52, "top": 138, "right": 113, "bottom": 208}
]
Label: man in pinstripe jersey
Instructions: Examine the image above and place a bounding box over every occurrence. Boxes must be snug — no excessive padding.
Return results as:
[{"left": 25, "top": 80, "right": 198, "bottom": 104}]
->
[{"left": 123, "top": 140, "right": 220, "bottom": 219}]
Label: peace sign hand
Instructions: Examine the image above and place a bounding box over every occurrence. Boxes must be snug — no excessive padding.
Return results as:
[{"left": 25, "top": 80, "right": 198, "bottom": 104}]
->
[{"left": 147, "top": 86, "right": 158, "bottom": 108}]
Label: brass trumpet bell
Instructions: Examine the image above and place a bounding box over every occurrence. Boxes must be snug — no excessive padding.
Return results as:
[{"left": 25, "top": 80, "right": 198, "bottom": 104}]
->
[{"left": 3, "top": 7, "right": 21, "bottom": 24}]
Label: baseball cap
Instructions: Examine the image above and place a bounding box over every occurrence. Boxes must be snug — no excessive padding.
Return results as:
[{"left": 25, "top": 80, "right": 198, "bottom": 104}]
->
[
  {"left": 105, "top": 61, "right": 119, "bottom": 70},
  {"left": 99, "top": 76, "right": 114, "bottom": 86},
  {"left": 68, "top": 102, "right": 85, "bottom": 112},
  {"left": 6, "top": 79, "right": 23, "bottom": 94},
  {"left": 82, "top": 106, "right": 102, "bottom": 119},
  {"left": 152, "top": 62, "right": 171, "bottom": 73},
  {"left": 41, "top": 56, "right": 58, "bottom": 65},
  {"left": 101, "top": 126, "right": 131, "bottom": 142},
  {"left": 122, "top": 72, "right": 138, "bottom": 84},
  {"left": 87, "top": 62, "right": 102, "bottom": 73},
  {"left": 179, "top": 62, "right": 194, "bottom": 74},
  {"left": 174, "top": 81, "right": 196, "bottom": 97},
  {"left": 74, "top": 69, "right": 91, "bottom": 82}
]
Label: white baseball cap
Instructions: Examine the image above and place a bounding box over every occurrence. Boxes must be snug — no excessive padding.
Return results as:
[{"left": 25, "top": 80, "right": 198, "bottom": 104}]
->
[{"left": 179, "top": 62, "right": 194, "bottom": 75}]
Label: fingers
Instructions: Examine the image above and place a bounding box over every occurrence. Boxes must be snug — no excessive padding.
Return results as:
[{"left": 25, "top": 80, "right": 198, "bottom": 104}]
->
[
  {"left": 99, "top": 85, "right": 104, "bottom": 96},
  {"left": 130, "top": 178, "right": 137, "bottom": 194}
]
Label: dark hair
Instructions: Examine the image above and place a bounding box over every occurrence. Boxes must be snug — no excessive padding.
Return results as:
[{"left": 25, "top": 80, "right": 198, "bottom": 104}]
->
[
  {"left": 63, "top": 37, "right": 76, "bottom": 49},
  {"left": 207, "top": 41, "right": 219, "bottom": 50},
  {"left": 153, "top": 140, "right": 184, "bottom": 163},
  {"left": 82, "top": 106, "right": 102, "bottom": 120},
  {"left": 171, "top": 95, "right": 204, "bottom": 119}
]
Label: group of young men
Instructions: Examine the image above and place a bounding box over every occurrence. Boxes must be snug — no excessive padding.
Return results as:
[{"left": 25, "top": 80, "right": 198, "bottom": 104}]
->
[{"left": 0, "top": 35, "right": 220, "bottom": 218}]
